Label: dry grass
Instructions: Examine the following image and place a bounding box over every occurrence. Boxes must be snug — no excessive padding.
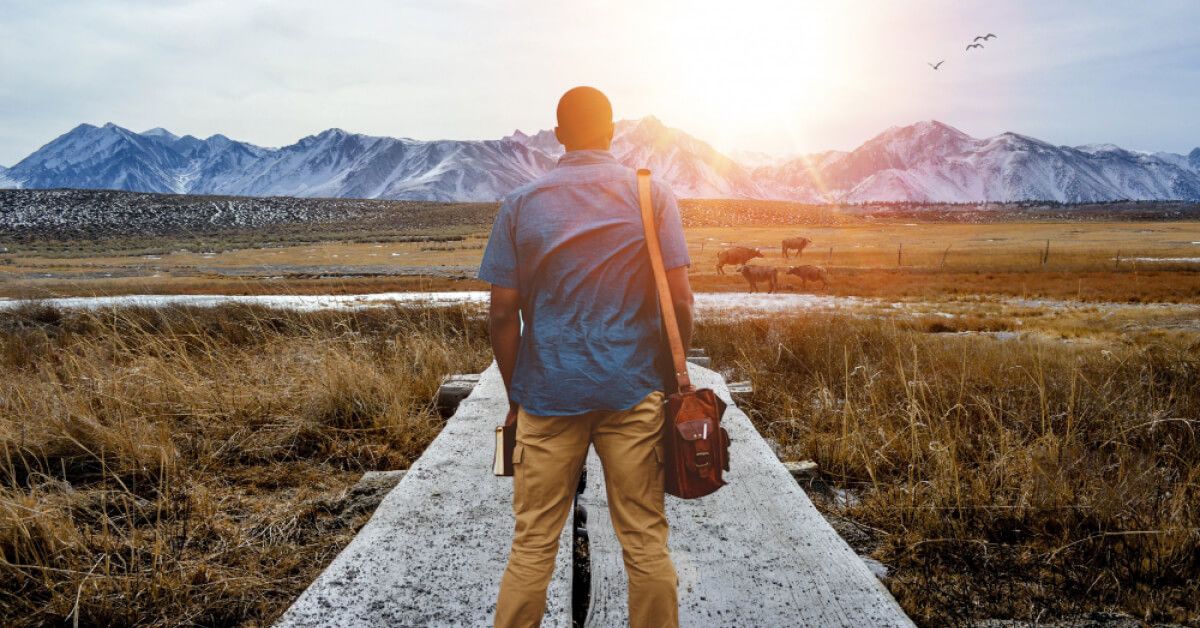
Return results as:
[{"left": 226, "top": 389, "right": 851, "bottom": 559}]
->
[
  {"left": 8, "top": 267, "right": 1200, "bottom": 305},
  {"left": 0, "top": 303, "right": 491, "bottom": 626},
  {"left": 0, "top": 275, "right": 486, "bottom": 300},
  {"left": 683, "top": 222, "right": 1200, "bottom": 302},
  {"left": 689, "top": 268, "right": 1200, "bottom": 303},
  {"left": 7, "top": 220, "right": 1200, "bottom": 303},
  {"left": 696, "top": 315, "right": 1200, "bottom": 625},
  {"left": 3, "top": 298, "right": 1198, "bottom": 625}
]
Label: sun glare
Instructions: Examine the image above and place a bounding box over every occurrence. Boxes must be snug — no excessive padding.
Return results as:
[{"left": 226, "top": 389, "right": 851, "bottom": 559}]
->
[{"left": 652, "top": 0, "right": 861, "bottom": 152}]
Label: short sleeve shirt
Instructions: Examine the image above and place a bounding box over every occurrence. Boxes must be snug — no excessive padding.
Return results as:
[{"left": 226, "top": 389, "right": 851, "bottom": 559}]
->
[{"left": 477, "top": 149, "right": 691, "bottom": 416}]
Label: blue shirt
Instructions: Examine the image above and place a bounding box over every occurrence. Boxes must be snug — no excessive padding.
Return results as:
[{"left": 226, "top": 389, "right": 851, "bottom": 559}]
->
[{"left": 477, "top": 149, "right": 691, "bottom": 416}]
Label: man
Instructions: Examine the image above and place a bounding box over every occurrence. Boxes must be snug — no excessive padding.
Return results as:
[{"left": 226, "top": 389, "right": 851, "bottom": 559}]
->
[{"left": 479, "top": 86, "right": 693, "bottom": 628}]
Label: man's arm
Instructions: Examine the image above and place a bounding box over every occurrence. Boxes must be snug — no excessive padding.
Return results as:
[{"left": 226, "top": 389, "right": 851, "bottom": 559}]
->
[
  {"left": 652, "top": 179, "right": 693, "bottom": 350},
  {"left": 666, "top": 266, "right": 694, "bottom": 351},
  {"left": 489, "top": 284, "right": 522, "bottom": 414}
]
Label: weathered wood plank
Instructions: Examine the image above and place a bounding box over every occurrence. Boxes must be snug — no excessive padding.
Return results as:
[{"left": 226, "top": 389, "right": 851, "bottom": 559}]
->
[
  {"left": 685, "top": 355, "right": 712, "bottom": 368},
  {"left": 726, "top": 380, "right": 753, "bottom": 395},
  {"left": 436, "top": 373, "right": 481, "bottom": 418},
  {"left": 582, "top": 363, "right": 914, "bottom": 627},
  {"left": 276, "top": 363, "right": 573, "bottom": 628},
  {"left": 784, "top": 460, "right": 819, "bottom": 480}
]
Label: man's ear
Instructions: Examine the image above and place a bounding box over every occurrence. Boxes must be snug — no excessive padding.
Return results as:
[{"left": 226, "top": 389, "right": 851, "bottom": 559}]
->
[
  {"left": 553, "top": 126, "right": 565, "bottom": 147},
  {"left": 603, "top": 122, "right": 614, "bottom": 145}
]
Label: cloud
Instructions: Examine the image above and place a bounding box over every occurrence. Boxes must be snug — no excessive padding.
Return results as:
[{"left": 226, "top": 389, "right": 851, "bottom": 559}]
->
[{"left": 1, "top": 0, "right": 1198, "bottom": 165}]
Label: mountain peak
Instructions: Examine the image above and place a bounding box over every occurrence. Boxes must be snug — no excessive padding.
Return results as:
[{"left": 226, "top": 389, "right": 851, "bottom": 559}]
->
[
  {"left": 910, "top": 119, "right": 969, "bottom": 137},
  {"left": 872, "top": 120, "right": 971, "bottom": 144},
  {"left": 862, "top": 120, "right": 973, "bottom": 158},
  {"left": 5, "top": 119, "right": 1199, "bottom": 204},
  {"left": 294, "top": 128, "right": 357, "bottom": 147},
  {"left": 142, "top": 127, "right": 179, "bottom": 140},
  {"left": 632, "top": 115, "right": 666, "bottom": 130}
]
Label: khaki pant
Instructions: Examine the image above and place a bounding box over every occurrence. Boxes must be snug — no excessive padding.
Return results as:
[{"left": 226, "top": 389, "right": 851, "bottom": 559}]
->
[{"left": 495, "top": 391, "right": 678, "bottom": 628}]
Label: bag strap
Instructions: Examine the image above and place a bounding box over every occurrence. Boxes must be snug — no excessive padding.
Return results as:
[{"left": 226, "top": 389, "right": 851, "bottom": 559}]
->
[{"left": 637, "top": 169, "right": 693, "bottom": 393}]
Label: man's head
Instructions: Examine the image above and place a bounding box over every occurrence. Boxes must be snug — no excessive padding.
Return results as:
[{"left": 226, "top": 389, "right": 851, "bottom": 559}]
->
[{"left": 554, "top": 86, "right": 614, "bottom": 152}]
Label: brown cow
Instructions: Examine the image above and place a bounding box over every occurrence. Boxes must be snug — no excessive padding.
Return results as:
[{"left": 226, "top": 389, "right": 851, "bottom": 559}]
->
[
  {"left": 716, "top": 246, "right": 763, "bottom": 275},
  {"left": 781, "top": 236, "right": 812, "bottom": 259},
  {"left": 739, "top": 264, "right": 779, "bottom": 293},
  {"left": 786, "top": 265, "right": 828, "bottom": 290}
]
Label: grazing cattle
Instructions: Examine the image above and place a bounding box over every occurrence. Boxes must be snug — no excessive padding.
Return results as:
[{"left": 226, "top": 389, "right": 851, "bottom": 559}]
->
[
  {"left": 781, "top": 236, "right": 812, "bottom": 259},
  {"left": 739, "top": 264, "right": 779, "bottom": 293},
  {"left": 716, "top": 246, "right": 763, "bottom": 275},
  {"left": 786, "top": 265, "right": 829, "bottom": 290}
]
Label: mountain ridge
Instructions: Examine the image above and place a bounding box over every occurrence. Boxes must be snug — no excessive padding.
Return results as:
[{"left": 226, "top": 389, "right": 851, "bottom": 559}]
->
[{"left": 3, "top": 118, "right": 1198, "bottom": 203}]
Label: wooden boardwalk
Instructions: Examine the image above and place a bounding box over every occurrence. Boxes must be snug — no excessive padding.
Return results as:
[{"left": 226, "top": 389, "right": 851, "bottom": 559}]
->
[
  {"left": 275, "top": 364, "right": 573, "bottom": 627},
  {"left": 581, "top": 365, "right": 913, "bottom": 627},
  {"left": 277, "top": 362, "right": 913, "bottom": 627}
]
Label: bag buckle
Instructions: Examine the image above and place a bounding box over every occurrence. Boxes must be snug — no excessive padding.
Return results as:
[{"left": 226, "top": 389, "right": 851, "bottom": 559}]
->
[{"left": 694, "top": 451, "right": 711, "bottom": 468}]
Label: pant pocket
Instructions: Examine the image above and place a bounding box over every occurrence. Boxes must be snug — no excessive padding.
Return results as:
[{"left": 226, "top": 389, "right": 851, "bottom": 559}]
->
[
  {"left": 519, "top": 411, "right": 572, "bottom": 438},
  {"left": 653, "top": 444, "right": 665, "bottom": 500},
  {"left": 512, "top": 444, "right": 526, "bottom": 511}
]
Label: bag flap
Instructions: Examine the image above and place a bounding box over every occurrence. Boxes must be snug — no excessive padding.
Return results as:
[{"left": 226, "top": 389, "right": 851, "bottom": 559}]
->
[
  {"left": 715, "top": 393, "right": 728, "bottom": 418},
  {"left": 676, "top": 419, "right": 712, "bottom": 442}
]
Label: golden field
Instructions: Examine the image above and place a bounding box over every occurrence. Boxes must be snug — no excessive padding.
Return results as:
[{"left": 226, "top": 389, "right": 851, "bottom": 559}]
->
[
  {"left": 2, "top": 199, "right": 1199, "bottom": 625},
  {"left": 4, "top": 215, "right": 1199, "bottom": 303},
  {"left": 0, "top": 304, "right": 493, "bottom": 626},
  {"left": 1, "top": 301, "right": 1196, "bottom": 625},
  {"left": 699, "top": 314, "right": 1199, "bottom": 624}
]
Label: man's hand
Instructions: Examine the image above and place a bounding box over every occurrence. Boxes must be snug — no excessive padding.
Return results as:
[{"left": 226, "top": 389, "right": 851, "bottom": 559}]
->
[{"left": 489, "top": 284, "right": 522, "bottom": 410}]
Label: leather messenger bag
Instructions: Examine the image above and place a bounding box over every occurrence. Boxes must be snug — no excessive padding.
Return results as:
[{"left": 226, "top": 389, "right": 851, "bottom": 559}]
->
[{"left": 637, "top": 169, "right": 730, "bottom": 499}]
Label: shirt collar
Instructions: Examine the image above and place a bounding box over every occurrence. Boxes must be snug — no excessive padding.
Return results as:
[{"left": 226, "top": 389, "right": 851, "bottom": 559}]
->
[{"left": 556, "top": 149, "right": 618, "bottom": 168}]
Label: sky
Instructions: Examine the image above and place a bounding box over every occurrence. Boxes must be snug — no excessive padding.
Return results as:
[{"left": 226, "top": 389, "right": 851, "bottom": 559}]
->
[{"left": 2, "top": 0, "right": 1199, "bottom": 166}]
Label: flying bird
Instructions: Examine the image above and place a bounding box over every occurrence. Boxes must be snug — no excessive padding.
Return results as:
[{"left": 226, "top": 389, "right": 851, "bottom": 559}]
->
[
  {"left": 973, "top": 33, "right": 998, "bottom": 41},
  {"left": 966, "top": 43, "right": 984, "bottom": 51},
  {"left": 928, "top": 60, "right": 944, "bottom": 70}
]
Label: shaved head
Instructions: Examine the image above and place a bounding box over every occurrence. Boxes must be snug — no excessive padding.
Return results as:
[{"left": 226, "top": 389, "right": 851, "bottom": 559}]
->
[{"left": 555, "top": 86, "right": 614, "bottom": 151}]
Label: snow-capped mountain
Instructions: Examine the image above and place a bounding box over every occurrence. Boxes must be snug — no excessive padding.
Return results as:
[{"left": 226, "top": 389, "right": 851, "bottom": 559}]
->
[
  {"left": 728, "top": 149, "right": 788, "bottom": 170},
  {"left": 179, "top": 128, "right": 556, "bottom": 202},
  {"left": 3, "top": 119, "right": 1198, "bottom": 203},
  {"left": 503, "top": 117, "right": 779, "bottom": 199},
  {"left": 3, "top": 123, "right": 272, "bottom": 194},
  {"left": 3, "top": 123, "right": 553, "bottom": 202},
  {"left": 754, "top": 121, "right": 1200, "bottom": 203},
  {"left": 612, "top": 117, "right": 779, "bottom": 199}
]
